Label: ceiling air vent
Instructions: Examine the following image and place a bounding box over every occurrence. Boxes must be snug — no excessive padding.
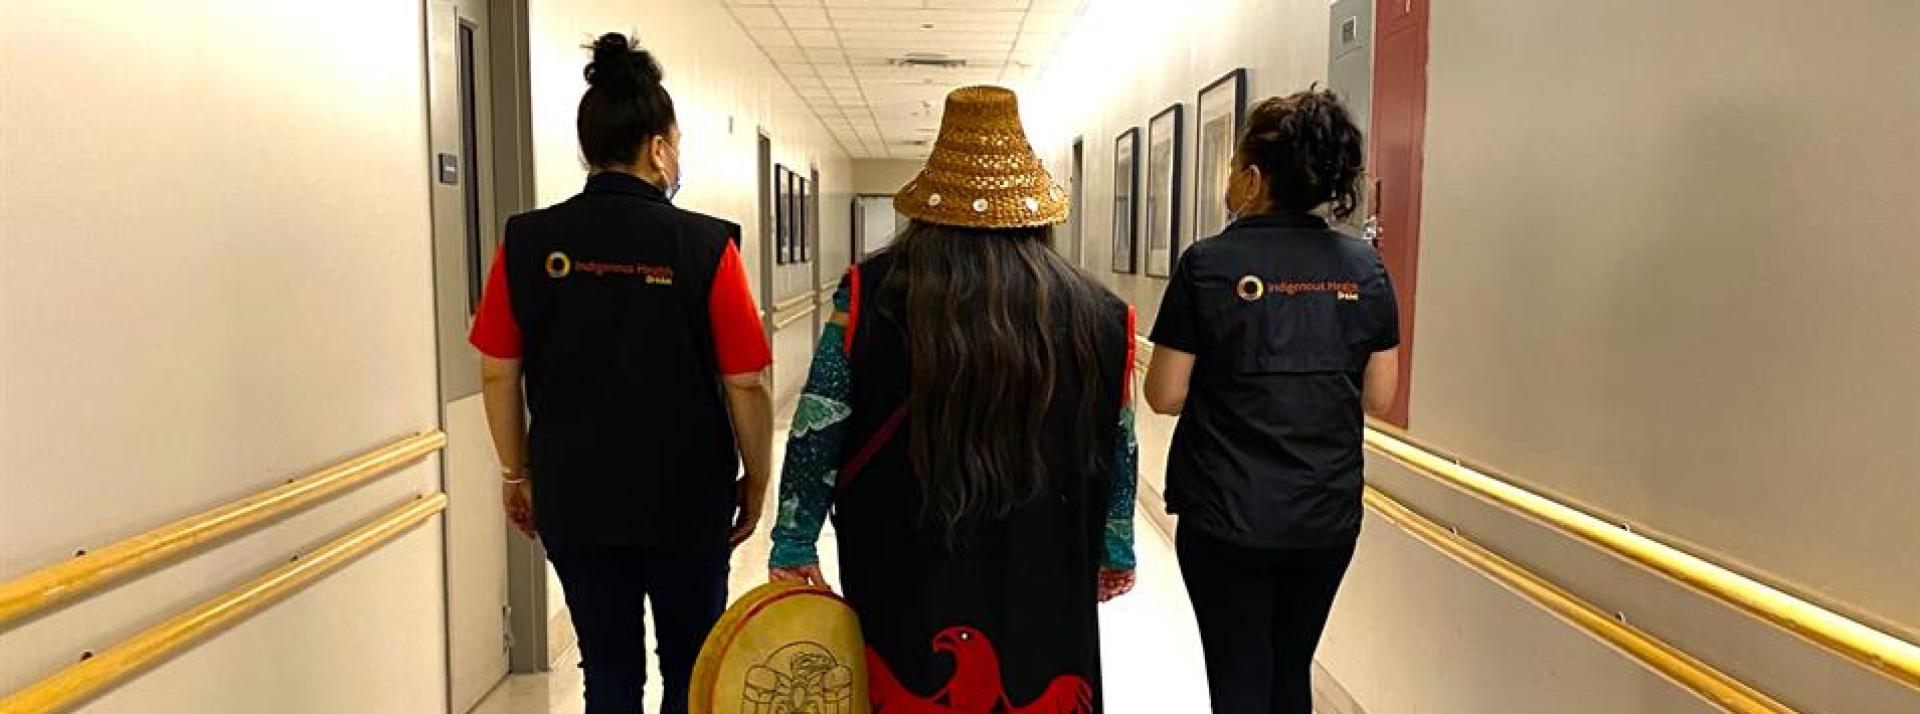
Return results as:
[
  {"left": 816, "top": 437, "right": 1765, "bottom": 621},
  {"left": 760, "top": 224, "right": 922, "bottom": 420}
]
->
[{"left": 891, "top": 52, "right": 967, "bottom": 69}]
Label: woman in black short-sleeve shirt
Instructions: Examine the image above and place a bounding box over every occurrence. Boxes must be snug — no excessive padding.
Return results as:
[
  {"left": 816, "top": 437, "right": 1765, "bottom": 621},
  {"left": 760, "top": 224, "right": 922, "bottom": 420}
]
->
[{"left": 1145, "top": 89, "right": 1400, "bottom": 714}]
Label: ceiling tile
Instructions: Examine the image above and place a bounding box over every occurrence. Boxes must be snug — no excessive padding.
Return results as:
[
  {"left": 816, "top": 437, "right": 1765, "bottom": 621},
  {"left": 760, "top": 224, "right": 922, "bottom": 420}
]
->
[
  {"left": 747, "top": 26, "right": 797, "bottom": 47},
  {"left": 790, "top": 28, "right": 840, "bottom": 47},
  {"left": 831, "top": 10, "right": 1023, "bottom": 34},
  {"left": 730, "top": 0, "right": 1086, "bottom": 159},
  {"left": 927, "top": 0, "right": 1029, "bottom": 9},
  {"left": 823, "top": 0, "right": 926, "bottom": 8},
  {"left": 777, "top": 6, "right": 832, "bottom": 29},
  {"left": 761, "top": 45, "right": 807, "bottom": 63},
  {"left": 731, "top": 6, "right": 786, "bottom": 28}
]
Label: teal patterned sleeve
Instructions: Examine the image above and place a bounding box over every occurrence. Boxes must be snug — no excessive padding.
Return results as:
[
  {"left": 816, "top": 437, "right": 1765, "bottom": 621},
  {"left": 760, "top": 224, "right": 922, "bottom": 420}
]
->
[
  {"left": 769, "top": 278, "right": 854, "bottom": 569},
  {"left": 1105, "top": 310, "right": 1140, "bottom": 570}
]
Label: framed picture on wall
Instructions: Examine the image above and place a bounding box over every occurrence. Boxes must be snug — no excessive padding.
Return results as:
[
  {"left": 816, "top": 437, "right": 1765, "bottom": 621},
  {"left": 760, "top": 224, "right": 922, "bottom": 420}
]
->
[
  {"left": 797, "top": 176, "right": 812, "bottom": 263},
  {"left": 1194, "top": 68, "right": 1248, "bottom": 242},
  {"left": 788, "top": 172, "right": 805, "bottom": 264},
  {"left": 774, "top": 165, "right": 791, "bottom": 265},
  {"left": 1111, "top": 127, "right": 1140, "bottom": 274},
  {"left": 1145, "top": 104, "right": 1184, "bottom": 277}
]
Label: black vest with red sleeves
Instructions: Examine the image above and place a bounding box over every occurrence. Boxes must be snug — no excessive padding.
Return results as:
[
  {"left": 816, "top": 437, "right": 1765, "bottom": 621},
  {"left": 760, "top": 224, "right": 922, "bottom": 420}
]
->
[{"left": 502, "top": 172, "right": 741, "bottom": 549}]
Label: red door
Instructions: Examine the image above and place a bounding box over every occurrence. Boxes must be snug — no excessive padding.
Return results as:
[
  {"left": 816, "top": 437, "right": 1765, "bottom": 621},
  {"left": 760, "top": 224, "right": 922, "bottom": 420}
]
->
[{"left": 1369, "top": 0, "right": 1428, "bottom": 427}]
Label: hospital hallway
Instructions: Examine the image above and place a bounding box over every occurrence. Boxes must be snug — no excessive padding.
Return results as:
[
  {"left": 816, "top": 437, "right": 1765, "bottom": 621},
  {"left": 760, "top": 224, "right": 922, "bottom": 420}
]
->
[{"left": 3, "top": 0, "right": 1917, "bottom": 713}]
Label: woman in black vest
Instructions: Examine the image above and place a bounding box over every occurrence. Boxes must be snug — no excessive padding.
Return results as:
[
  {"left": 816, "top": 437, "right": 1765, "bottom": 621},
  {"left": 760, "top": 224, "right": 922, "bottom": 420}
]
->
[
  {"left": 768, "top": 86, "right": 1138, "bottom": 713},
  {"left": 469, "top": 34, "right": 774, "bottom": 714},
  {"left": 1144, "top": 89, "right": 1401, "bottom": 713}
]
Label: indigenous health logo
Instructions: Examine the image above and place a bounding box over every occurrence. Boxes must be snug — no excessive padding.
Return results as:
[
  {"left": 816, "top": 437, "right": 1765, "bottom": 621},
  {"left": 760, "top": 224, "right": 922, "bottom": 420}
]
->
[
  {"left": 1236, "top": 275, "right": 1361, "bottom": 302},
  {"left": 545, "top": 251, "right": 674, "bottom": 286}
]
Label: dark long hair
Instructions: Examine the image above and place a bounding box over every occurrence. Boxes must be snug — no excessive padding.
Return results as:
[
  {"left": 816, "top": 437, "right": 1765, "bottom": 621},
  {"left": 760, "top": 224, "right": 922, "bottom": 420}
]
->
[
  {"left": 874, "top": 221, "right": 1115, "bottom": 545},
  {"left": 578, "top": 33, "right": 675, "bottom": 169}
]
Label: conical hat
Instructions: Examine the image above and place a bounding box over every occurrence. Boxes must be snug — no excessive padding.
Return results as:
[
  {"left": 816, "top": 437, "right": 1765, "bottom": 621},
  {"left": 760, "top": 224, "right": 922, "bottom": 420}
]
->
[
  {"left": 895, "top": 85, "right": 1069, "bottom": 229},
  {"left": 690, "top": 581, "right": 868, "bottom": 714}
]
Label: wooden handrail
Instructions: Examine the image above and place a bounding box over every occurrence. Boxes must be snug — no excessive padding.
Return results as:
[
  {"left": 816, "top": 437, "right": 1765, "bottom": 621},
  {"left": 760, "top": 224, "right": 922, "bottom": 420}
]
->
[
  {"left": 1363, "top": 487, "right": 1795, "bottom": 713},
  {"left": 0, "top": 431, "right": 446, "bottom": 628},
  {"left": 1363, "top": 426, "right": 1920, "bottom": 691},
  {"left": 0, "top": 494, "right": 447, "bottom": 714}
]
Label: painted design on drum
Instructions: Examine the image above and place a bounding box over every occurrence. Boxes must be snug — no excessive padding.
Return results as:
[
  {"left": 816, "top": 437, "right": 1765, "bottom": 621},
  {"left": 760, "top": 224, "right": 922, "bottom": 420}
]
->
[{"left": 742, "top": 642, "right": 857, "bottom": 714}]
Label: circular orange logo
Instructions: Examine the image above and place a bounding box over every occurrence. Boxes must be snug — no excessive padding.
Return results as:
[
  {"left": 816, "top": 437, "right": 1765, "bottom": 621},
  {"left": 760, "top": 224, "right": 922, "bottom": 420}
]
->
[
  {"left": 1236, "top": 275, "right": 1266, "bottom": 302},
  {"left": 545, "top": 251, "right": 572, "bottom": 279}
]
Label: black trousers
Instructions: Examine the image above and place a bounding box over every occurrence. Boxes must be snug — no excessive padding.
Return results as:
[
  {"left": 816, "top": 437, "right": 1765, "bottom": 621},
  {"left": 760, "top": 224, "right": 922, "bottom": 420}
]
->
[
  {"left": 1176, "top": 527, "right": 1357, "bottom": 714},
  {"left": 545, "top": 543, "right": 729, "bottom": 714}
]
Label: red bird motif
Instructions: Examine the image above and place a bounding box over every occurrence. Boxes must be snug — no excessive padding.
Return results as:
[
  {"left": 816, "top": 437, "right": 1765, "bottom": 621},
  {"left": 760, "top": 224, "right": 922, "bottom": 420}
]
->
[{"left": 866, "top": 626, "right": 1094, "bottom": 714}]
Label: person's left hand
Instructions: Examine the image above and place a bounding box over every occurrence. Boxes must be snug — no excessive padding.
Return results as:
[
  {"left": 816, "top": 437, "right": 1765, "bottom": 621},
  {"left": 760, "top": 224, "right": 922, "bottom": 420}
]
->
[
  {"left": 1098, "top": 567, "right": 1136, "bottom": 602},
  {"left": 729, "top": 477, "right": 765, "bottom": 550}
]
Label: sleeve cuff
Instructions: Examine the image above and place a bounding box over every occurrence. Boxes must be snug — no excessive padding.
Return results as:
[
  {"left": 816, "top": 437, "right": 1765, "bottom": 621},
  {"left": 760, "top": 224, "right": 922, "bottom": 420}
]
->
[
  {"left": 1103, "top": 518, "right": 1137, "bottom": 570},
  {"left": 769, "top": 539, "right": 821, "bottom": 569}
]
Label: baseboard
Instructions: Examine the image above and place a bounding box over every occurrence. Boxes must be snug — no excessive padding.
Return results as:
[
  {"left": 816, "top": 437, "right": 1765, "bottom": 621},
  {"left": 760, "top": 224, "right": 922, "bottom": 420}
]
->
[
  {"left": 1312, "top": 660, "right": 1366, "bottom": 714},
  {"left": 547, "top": 606, "right": 577, "bottom": 668}
]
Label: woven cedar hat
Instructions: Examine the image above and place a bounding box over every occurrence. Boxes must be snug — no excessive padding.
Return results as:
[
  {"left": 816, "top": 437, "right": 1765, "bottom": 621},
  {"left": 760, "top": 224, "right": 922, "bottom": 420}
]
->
[
  {"left": 896, "top": 85, "right": 1068, "bottom": 229},
  {"left": 690, "top": 581, "right": 868, "bottom": 714}
]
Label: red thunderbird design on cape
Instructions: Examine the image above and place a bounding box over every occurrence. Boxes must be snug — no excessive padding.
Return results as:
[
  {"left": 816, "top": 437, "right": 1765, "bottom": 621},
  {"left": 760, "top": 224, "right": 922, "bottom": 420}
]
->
[{"left": 866, "top": 626, "right": 1094, "bottom": 714}]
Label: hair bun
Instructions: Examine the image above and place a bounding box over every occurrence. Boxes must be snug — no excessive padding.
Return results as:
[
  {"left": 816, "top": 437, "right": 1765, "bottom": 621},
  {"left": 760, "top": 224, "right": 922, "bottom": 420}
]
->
[{"left": 585, "top": 33, "right": 662, "bottom": 95}]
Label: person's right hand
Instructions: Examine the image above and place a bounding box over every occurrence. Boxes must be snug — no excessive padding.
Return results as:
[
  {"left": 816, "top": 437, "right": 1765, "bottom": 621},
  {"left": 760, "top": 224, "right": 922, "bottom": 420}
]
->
[
  {"left": 503, "top": 480, "right": 536, "bottom": 539},
  {"left": 770, "top": 563, "right": 828, "bottom": 590}
]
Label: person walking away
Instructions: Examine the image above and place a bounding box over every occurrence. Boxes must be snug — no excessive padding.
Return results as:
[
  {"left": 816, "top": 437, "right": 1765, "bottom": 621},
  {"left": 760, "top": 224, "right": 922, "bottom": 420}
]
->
[
  {"left": 767, "top": 85, "right": 1140, "bottom": 714},
  {"left": 1144, "top": 88, "right": 1400, "bottom": 714},
  {"left": 468, "top": 33, "right": 774, "bottom": 714}
]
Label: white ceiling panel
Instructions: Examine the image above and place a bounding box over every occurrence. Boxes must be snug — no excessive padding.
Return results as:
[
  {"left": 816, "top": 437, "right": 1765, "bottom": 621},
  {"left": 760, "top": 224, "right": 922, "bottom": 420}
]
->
[
  {"left": 724, "top": 0, "right": 1087, "bottom": 158},
  {"left": 788, "top": 28, "right": 840, "bottom": 47},
  {"left": 747, "top": 26, "right": 797, "bottom": 47},
  {"left": 732, "top": 6, "right": 786, "bottom": 28},
  {"left": 777, "top": 6, "right": 833, "bottom": 28},
  {"left": 927, "top": 0, "right": 1031, "bottom": 9}
]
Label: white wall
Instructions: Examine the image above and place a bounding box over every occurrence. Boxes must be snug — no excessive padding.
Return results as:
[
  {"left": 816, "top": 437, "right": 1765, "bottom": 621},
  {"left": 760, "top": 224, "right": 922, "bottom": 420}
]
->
[
  {"left": 0, "top": 1, "right": 447, "bottom": 711},
  {"left": 1411, "top": 0, "right": 1920, "bottom": 639},
  {"left": 1028, "top": 0, "right": 1332, "bottom": 328},
  {"left": 850, "top": 159, "right": 924, "bottom": 196}
]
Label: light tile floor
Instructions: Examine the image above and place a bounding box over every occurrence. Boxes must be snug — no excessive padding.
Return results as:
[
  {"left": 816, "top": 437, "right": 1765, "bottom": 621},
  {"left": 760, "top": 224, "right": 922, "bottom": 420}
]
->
[{"left": 471, "top": 424, "right": 1211, "bottom": 714}]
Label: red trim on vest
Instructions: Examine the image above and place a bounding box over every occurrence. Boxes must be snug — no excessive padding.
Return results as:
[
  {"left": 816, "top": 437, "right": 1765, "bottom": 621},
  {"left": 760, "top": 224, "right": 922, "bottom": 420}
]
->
[
  {"left": 843, "top": 267, "right": 862, "bottom": 356},
  {"left": 1124, "top": 305, "right": 1137, "bottom": 404}
]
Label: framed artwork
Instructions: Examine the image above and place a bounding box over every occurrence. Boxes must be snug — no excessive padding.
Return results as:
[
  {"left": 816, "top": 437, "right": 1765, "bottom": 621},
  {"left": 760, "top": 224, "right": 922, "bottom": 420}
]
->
[
  {"left": 788, "top": 172, "right": 805, "bottom": 263},
  {"left": 1193, "top": 68, "right": 1249, "bottom": 242},
  {"left": 774, "top": 165, "right": 791, "bottom": 265},
  {"left": 798, "top": 174, "right": 814, "bottom": 262},
  {"left": 1110, "top": 127, "right": 1140, "bottom": 274},
  {"left": 1145, "top": 104, "right": 1184, "bottom": 277}
]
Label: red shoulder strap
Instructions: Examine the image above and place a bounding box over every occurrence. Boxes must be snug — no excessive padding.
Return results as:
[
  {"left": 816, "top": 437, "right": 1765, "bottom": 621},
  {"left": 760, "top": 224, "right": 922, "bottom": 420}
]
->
[{"left": 835, "top": 403, "right": 907, "bottom": 493}]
